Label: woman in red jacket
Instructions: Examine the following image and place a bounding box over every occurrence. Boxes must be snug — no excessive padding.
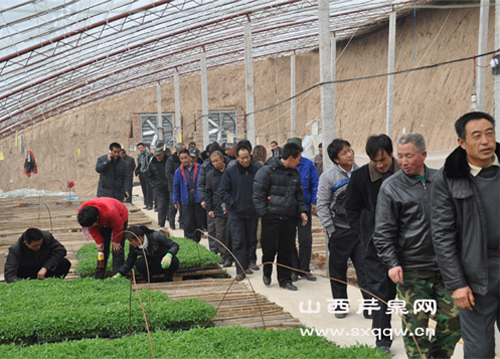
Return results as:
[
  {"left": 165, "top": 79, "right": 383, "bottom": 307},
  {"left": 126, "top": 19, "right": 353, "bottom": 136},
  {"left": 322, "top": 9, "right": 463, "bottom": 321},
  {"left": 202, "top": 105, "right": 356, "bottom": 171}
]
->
[{"left": 77, "top": 197, "right": 129, "bottom": 279}]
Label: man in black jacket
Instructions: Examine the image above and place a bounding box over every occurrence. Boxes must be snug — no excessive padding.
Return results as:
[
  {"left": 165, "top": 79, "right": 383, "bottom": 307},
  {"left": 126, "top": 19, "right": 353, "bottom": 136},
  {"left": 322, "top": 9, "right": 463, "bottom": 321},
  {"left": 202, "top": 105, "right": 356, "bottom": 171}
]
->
[
  {"left": 219, "top": 144, "right": 259, "bottom": 281},
  {"left": 149, "top": 148, "right": 169, "bottom": 228},
  {"left": 120, "top": 149, "right": 136, "bottom": 204},
  {"left": 166, "top": 143, "right": 185, "bottom": 229},
  {"left": 96, "top": 142, "right": 130, "bottom": 201},
  {"left": 4, "top": 228, "right": 71, "bottom": 283},
  {"left": 432, "top": 112, "right": 500, "bottom": 358},
  {"left": 205, "top": 151, "right": 230, "bottom": 264},
  {"left": 136, "top": 143, "right": 154, "bottom": 210},
  {"left": 344, "top": 134, "right": 400, "bottom": 353},
  {"left": 374, "top": 133, "right": 460, "bottom": 358},
  {"left": 253, "top": 142, "right": 308, "bottom": 291}
]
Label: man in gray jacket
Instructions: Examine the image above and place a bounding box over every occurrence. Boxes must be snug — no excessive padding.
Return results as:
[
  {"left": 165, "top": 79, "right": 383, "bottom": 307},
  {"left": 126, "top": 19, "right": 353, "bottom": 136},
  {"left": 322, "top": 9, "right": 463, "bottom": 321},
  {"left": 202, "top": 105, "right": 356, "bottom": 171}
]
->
[
  {"left": 317, "top": 139, "right": 370, "bottom": 319},
  {"left": 374, "top": 133, "right": 460, "bottom": 359},
  {"left": 432, "top": 112, "right": 500, "bottom": 358}
]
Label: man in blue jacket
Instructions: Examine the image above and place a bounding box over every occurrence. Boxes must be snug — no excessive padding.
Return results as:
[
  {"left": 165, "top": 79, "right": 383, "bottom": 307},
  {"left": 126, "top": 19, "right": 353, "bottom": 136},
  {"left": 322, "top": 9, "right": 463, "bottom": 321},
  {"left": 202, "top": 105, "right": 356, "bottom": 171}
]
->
[
  {"left": 219, "top": 144, "right": 259, "bottom": 281},
  {"left": 287, "top": 137, "right": 319, "bottom": 282},
  {"left": 173, "top": 149, "right": 204, "bottom": 242}
]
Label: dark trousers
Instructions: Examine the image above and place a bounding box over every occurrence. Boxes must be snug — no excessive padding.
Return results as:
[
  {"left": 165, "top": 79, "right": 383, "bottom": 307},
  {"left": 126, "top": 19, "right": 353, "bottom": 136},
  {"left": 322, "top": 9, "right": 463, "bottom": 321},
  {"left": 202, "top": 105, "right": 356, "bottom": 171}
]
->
[
  {"left": 154, "top": 187, "right": 169, "bottom": 227},
  {"left": 225, "top": 214, "right": 234, "bottom": 262},
  {"left": 261, "top": 213, "right": 296, "bottom": 285},
  {"left": 139, "top": 172, "right": 153, "bottom": 207},
  {"left": 207, "top": 214, "right": 217, "bottom": 253},
  {"left": 17, "top": 257, "right": 71, "bottom": 280},
  {"left": 135, "top": 255, "right": 179, "bottom": 282},
  {"left": 292, "top": 210, "right": 312, "bottom": 273},
  {"left": 229, "top": 213, "right": 257, "bottom": 275},
  {"left": 182, "top": 192, "right": 205, "bottom": 242},
  {"left": 460, "top": 257, "right": 500, "bottom": 358},
  {"left": 94, "top": 221, "right": 128, "bottom": 279},
  {"left": 214, "top": 216, "right": 228, "bottom": 259},
  {"left": 363, "top": 239, "right": 397, "bottom": 348},
  {"left": 169, "top": 194, "right": 184, "bottom": 229},
  {"left": 328, "top": 226, "right": 370, "bottom": 302},
  {"left": 125, "top": 179, "right": 133, "bottom": 203}
]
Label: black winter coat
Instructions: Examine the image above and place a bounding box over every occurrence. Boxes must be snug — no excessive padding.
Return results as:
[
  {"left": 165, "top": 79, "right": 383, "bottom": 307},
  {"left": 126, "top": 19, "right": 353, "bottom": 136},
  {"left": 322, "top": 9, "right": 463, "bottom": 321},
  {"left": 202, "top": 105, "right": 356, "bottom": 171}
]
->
[
  {"left": 373, "top": 167, "right": 438, "bottom": 271},
  {"left": 345, "top": 159, "right": 400, "bottom": 246},
  {"left": 117, "top": 231, "right": 179, "bottom": 276},
  {"left": 166, "top": 153, "right": 181, "bottom": 192},
  {"left": 96, "top": 155, "right": 131, "bottom": 200},
  {"left": 5, "top": 231, "right": 67, "bottom": 283},
  {"left": 253, "top": 157, "right": 307, "bottom": 218},
  {"left": 219, "top": 162, "right": 258, "bottom": 218},
  {"left": 431, "top": 143, "right": 500, "bottom": 295},
  {"left": 148, "top": 155, "right": 169, "bottom": 191},
  {"left": 205, "top": 167, "right": 226, "bottom": 217},
  {"left": 197, "top": 155, "right": 231, "bottom": 202}
]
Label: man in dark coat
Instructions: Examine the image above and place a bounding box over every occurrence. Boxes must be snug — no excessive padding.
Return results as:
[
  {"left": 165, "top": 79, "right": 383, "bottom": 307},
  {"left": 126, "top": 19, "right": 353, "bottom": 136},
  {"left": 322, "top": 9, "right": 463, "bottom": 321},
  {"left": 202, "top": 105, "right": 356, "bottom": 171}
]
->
[
  {"left": 96, "top": 142, "right": 130, "bottom": 201},
  {"left": 4, "top": 228, "right": 71, "bottom": 283},
  {"left": 253, "top": 142, "right": 308, "bottom": 291},
  {"left": 432, "top": 111, "right": 500, "bottom": 358},
  {"left": 120, "top": 149, "right": 136, "bottom": 204},
  {"left": 344, "top": 134, "right": 400, "bottom": 354},
  {"left": 166, "top": 143, "right": 185, "bottom": 229},
  {"left": 149, "top": 148, "right": 169, "bottom": 228},
  {"left": 135, "top": 142, "right": 153, "bottom": 209},
  {"left": 219, "top": 144, "right": 259, "bottom": 281}
]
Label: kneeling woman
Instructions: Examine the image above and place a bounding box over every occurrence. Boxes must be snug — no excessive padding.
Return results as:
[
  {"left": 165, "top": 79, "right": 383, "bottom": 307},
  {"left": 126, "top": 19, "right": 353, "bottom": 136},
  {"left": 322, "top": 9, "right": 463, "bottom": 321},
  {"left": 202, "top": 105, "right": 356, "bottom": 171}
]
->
[{"left": 115, "top": 225, "right": 179, "bottom": 282}]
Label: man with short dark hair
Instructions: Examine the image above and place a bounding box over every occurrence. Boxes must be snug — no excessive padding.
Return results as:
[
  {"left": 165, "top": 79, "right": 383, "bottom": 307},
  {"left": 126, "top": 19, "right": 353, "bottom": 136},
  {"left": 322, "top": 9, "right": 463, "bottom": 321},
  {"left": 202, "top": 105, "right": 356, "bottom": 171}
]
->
[
  {"left": 148, "top": 148, "right": 169, "bottom": 228},
  {"left": 96, "top": 142, "right": 131, "bottom": 201},
  {"left": 173, "top": 149, "right": 204, "bottom": 242},
  {"left": 120, "top": 149, "right": 136, "bottom": 204},
  {"left": 77, "top": 197, "right": 129, "bottom": 279},
  {"left": 166, "top": 143, "right": 185, "bottom": 229},
  {"left": 136, "top": 142, "right": 154, "bottom": 210},
  {"left": 287, "top": 137, "right": 319, "bottom": 282},
  {"left": 4, "top": 228, "right": 71, "bottom": 283},
  {"left": 344, "top": 134, "right": 400, "bottom": 353},
  {"left": 374, "top": 133, "right": 461, "bottom": 358},
  {"left": 270, "top": 140, "right": 283, "bottom": 158},
  {"left": 432, "top": 111, "right": 500, "bottom": 358},
  {"left": 317, "top": 139, "right": 370, "bottom": 319},
  {"left": 254, "top": 142, "right": 308, "bottom": 291},
  {"left": 219, "top": 145, "right": 259, "bottom": 281}
]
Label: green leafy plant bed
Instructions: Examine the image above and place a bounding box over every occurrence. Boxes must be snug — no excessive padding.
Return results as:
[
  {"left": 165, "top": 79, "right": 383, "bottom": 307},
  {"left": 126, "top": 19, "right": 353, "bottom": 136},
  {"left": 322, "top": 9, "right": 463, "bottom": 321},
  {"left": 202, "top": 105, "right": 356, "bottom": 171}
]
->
[
  {"left": 0, "top": 326, "right": 390, "bottom": 358},
  {"left": 75, "top": 237, "right": 222, "bottom": 277},
  {"left": 0, "top": 278, "right": 216, "bottom": 345}
]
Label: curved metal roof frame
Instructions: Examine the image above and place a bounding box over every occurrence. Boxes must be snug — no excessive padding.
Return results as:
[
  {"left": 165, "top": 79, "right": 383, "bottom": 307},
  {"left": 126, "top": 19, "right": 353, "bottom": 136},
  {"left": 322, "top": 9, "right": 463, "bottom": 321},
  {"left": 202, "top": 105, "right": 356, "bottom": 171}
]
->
[{"left": 0, "top": 0, "right": 427, "bottom": 138}]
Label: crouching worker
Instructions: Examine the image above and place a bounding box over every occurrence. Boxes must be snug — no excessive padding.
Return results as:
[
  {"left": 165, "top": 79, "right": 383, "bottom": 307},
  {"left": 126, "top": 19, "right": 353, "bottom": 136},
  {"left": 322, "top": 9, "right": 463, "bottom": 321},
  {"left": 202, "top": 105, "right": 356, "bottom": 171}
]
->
[
  {"left": 4, "top": 228, "right": 71, "bottom": 283},
  {"left": 77, "top": 197, "right": 128, "bottom": 279},
  {"left": 114, "top": 225, "right": 179, "bottom": 282}
]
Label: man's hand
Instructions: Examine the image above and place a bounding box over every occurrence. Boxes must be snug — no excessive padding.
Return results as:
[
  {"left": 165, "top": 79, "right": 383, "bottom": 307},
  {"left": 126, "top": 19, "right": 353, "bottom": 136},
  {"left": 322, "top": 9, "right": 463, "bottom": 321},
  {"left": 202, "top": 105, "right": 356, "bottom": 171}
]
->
[
  {"left": 37, "top": 267, "right": 48, "bottom": 279},
  {"left": 97, "top": 243, "right": 105, "bottom": 252},
  {"left": 161, "top": 253, "right": 173, "bottom": 269},
  {"left": 222, "top": 206, "right": 227, "bottom": 213},
  {"left": 112, "top": 242, "right": 123, "bottom": 253},
  {"left": 311, "top": 204, "right": 317, "bottom": 216},
  {"left": 112, "top": 273, "right": 123, "bottom": 279},
  {"left": 174, "top": 203, "right": 180, "bottom": 209},
  {"left": 388, "top": 266, "right": 403, "bottom": 284},
  {"left": 300, "top": 212, "right": 308, "bottom": 226},
  {"left": 107, "top": 151, "right": 112, "bottom": 161},
  {"left": 124, "top": 191, "right": 129, "bottom": 199},
  {"left": 453, "top": 286, "right": 475, "bottom": 311},
  {"left": 208, "top": 211, "right": 215, "bottom": 218},
  {"left": 201, "top": 201, "right": 206, "bottom": 209}
]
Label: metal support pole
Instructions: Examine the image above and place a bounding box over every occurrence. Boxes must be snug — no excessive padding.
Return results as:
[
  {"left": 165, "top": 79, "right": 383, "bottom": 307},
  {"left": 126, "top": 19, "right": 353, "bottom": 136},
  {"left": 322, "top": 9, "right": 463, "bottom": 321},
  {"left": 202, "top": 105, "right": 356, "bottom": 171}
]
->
[
  {"left": 290, "top": 53, "right": 296, "bottom": 137},
  {"left": 244, "top": 22, "right": 255, "bottom": 144},
  {"left": 201, "top": 52, "right": 209, "bottom": 147},
  {"left": 477, "top": 0, "right": 490, "bottom": 111},
  {"left": 174, "top": 70, "right": 181, "bottom": 143},
  {"left": 156, "top": 83, "right": 163, "bottom": 143},
  {"left": 318, "top": 0, "right": 334, "bottom": 171},
  {"left": 387, "top": 11, "right": 396, "bottom": 138}
]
